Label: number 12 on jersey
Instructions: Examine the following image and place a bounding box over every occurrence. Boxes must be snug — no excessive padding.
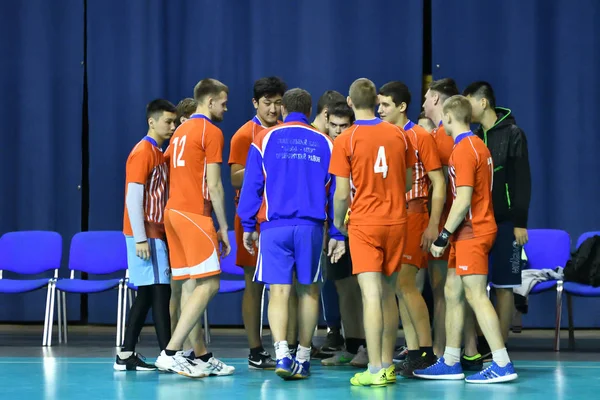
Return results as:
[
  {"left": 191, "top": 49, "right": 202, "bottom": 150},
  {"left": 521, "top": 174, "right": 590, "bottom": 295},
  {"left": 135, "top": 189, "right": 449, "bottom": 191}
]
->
[
  {"left": 172, "top": 136, "right": 186, "bottom": 168},
  {"left": 374, "top": 146, "right": 388, "bottom": 178}
]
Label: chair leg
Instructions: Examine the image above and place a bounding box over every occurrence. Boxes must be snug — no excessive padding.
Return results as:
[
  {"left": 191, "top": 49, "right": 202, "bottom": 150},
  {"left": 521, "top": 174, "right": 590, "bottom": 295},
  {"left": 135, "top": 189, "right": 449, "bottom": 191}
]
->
[
  {"left": 47, "top": 281, "right": 57, "bottom": 347},
  {"left": 123, "top": 288, "right": 130, "bottom": 347},
  {"left": 259, "top": 286, "right": 266, "bottom": 340},
  {"left": 567, "top": 293, "right": 575, "bottom": 349},
  {"left": 204, "top": 311, "right": 210, "bottom": 344},
  {"left": 42, "top": 282, "right": 53, "bottom": 346},
  {"left": 62, "top": 291, "right": 68, "bottom": 344},
  {"left": 57, "top": 288, "right": 62, "bottom": 344},
  {"left": 554, "top": 281, "right": 563, "bottom": 351},
  {"left": 116, "top": 282, "right": 123, "bottom": 347}
]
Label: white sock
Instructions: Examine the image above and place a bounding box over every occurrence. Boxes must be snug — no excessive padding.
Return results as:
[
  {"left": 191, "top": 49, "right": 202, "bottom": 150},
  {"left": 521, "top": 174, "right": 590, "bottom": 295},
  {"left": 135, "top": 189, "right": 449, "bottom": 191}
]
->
[
  {"left": 118, "top": 351, "right": 133, "bottom": 360},
  {"left": 274, "top": 341, "right": 290, "bottom": 360},
  {"left": 443, "top": 346, "right": 461, "bottom": 366},
  {"left": 492, "top": 347, "right": 510, "bottom": 367},
  {"left": 296, "top": 345, "right": 311, "bottom": 364}
]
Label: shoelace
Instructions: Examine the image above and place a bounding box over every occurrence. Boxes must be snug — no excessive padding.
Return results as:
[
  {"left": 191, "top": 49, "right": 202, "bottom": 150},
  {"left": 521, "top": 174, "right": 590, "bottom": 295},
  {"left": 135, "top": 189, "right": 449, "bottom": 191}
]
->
[{"left": 479, "top": 364, "right": 497, "bottom": 379}]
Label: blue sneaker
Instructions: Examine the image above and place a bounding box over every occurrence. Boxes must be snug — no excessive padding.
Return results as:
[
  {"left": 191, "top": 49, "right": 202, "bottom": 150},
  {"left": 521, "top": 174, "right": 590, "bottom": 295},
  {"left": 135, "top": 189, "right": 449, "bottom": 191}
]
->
[
  {"left": 287, "top": 360, "right": 310, "bottom": 380},
  {"left": 413, "top": 357, "right": 465, "bottom": 380},
  {"left": 275, "top": 357, "right": 295, "bottom": 378},
  {"left": 465, "top": 361, "right": 518, "bottom": 384}
]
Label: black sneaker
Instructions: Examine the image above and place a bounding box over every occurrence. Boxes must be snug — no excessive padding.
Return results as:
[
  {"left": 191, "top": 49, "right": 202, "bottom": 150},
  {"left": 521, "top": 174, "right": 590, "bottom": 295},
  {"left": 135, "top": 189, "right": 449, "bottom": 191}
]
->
[
  {"left": 461, "top": 354, "right": 483, "bottom": 371},
  {"left": 248, "top": 350, "right": 276, "bottom": 370},
  {"left": 398, "top": 354, "right": 437, "bottom": 378},
  {"left": 320, "top": 328, "right": 345, "bottom": 353},
  {"left": 393, "top": 345, "right": 409, "bottom": 363},
  {"left": 113, "top": 353, "right": 156, "bottom": 371}
]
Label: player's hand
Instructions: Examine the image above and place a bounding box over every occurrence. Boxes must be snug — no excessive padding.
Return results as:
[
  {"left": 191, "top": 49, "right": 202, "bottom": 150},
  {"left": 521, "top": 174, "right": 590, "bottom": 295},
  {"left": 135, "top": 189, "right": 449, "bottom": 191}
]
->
[
  {"left": 218, "top": 228, "right": 231, "bottom": 257},
  {"left": 421, "top": 223, "right": 438, "bottom": 252},
  {"left": 514, "top": 227, "right": 528, "bottom": 246},
  {"left": 327, "top": 239, "right": 346, "bottom": 264},
  {"left": 243, "top": 231, "right": 259, "bottom": 256},
  {"left": 430, "top": 243, "right": 447, "bottom": 258},
  {"left": 136, "top": 241, "right": 150, "bottom": 261}
]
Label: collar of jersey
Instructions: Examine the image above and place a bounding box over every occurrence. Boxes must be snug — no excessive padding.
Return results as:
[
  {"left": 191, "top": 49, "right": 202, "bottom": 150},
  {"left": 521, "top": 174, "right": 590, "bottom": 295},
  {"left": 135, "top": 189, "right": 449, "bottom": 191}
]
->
[
  {"left": 284, "top": 112, "right": 310, "bottom": 125},
  {"left": 454, "top": 131, "right": 475, "bottom": 144},
  {"left": 354, "top": 117, "right": 382, "bottom": 126}
]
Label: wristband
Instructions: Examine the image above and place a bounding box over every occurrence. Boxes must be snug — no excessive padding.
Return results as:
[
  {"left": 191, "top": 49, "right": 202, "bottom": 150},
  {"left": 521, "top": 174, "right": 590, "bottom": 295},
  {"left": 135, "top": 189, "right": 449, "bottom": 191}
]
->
[{"left": 433, "top": 228, "right": 452, "bottom": 247}]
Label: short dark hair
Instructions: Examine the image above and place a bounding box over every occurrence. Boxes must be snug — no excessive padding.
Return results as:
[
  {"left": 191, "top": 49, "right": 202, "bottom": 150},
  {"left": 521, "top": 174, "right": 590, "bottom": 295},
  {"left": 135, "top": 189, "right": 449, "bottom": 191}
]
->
[
  {"left": 378, "top": 81, "right": 411, "bottom": 108},
  {"left": 443, "top": 95, "right": 472, "bottom": 124},
  {"left": 429, "top": 78, "right": 459, "bottom": 100},
  {"left": 462, "top": 81, "right": 496, "bottom": 109},
  {"left": 316, "top": 90, "right": 345, "bottom": 115},
  {"left": 146, "top": 99, "right": 176, "bottom": 120},
  {"left": 282, "top": 88, "right": 312, "bottom": 116},
  {"left": 327, "top": 101, "right": 355, "bottom": 123},
  {"left": 253, "top": 77, "right": 287, "bottom": 101},
  {"left": 175, "top": 98, "right": 197, "bottom": 125},
  {"left": 193, "top": 79, "right": 228, "bottom": 103},
  {"left": 349, "top": 78, "right": 377, "bottom": 110}
]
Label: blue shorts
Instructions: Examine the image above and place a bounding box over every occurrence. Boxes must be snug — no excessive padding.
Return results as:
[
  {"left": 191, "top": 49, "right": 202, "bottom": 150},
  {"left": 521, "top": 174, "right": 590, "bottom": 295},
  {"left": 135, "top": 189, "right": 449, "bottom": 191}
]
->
[
  {"left": 253, "top": 225, "right": 324, "bottom": 285},
  {"left": 126, "top": 236, "right": 171, "bottom": 286}
]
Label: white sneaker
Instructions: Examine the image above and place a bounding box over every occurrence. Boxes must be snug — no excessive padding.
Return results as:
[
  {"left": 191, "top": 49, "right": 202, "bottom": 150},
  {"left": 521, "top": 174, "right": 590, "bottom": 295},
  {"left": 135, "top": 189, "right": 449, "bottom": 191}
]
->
[
  {"left": 321, "top": 351, "right": 355, "bottom": 366},
  {"left": 350, "top": 346, "right": 368, "bottom": 368},
  {"left": 154, "top": 350, "right": 207, "bottom": 378},
  {"left": 192, "top": 356, "right": 235, "bottom": 376}
]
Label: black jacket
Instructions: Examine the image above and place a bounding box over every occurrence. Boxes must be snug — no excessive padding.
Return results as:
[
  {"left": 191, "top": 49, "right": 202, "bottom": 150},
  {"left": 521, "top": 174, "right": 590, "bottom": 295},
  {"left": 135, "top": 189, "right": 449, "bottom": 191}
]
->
[{"left": 474, "top": 107, "right": 531, "bottom": 228}]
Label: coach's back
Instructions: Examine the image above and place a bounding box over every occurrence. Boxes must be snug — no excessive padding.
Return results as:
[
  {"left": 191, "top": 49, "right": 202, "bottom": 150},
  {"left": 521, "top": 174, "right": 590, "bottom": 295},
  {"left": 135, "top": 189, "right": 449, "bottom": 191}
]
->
[
  {"left": 239, "top": 112, "right": 334, "bottom": 230},
  {"left": 332, "top": 118, "right": 415, "bottom": 226}
]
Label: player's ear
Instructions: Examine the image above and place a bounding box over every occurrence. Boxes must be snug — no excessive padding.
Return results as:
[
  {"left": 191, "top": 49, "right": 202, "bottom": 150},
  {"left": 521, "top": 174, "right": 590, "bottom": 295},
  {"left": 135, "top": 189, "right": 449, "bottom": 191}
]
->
[
  {"left": 399, "top": 102, "right": 408, "bottom": 113},
  {"left": 346, "top": 96, "right": 353, "bottom": 109},
  {"left": 252, "top": 98, "right": 259, "bottom": 110}
]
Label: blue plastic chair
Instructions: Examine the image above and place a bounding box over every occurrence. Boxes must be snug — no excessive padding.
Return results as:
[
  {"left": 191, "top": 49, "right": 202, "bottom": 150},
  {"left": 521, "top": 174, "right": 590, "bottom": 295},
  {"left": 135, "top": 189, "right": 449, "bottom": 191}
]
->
[
  {"left": 0, "top": 231, "right": 62, "bottom": 346},
  {"left": 53, "top": 231, "right": 128, "bottom": 346},
  {"left": 523, "top": 229, "right": 571, "bottom": 351},
  {"left": 204, "top": 230, "right": 246, "bottom": 343},
  {"left": 563, "top": 231, "right": 600, "bottom": 349}
]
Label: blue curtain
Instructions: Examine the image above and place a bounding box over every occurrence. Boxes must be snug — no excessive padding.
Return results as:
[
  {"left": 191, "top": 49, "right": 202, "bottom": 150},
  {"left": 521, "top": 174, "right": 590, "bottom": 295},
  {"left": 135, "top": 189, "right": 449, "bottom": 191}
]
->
[
  {"left": 0, "top": 0, "right": 84, "bottom": 321},
  {"left": 432, "top": 0, "right": 600, "bottom": 328},
  {"left": 86, "top": 0, "right": 424, "bottom": 323}
]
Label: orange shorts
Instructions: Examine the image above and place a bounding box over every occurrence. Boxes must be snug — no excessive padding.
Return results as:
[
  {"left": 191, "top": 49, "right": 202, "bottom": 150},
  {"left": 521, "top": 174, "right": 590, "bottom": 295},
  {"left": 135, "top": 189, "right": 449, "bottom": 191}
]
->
[
  {"left": 164, "top": 209, "right": 221, "bottom": 280},
  {"left": 348, "top": 224, "right": 407, "bottom": 276},
  {"left": 234, "top": 213, "right": 259, "bottom": 268},
  {"left": 448, "top": 233, "right": 496, "bottom": 276},
  {"left": 402, "top": 211, "right": 429, "bottom": 269}
]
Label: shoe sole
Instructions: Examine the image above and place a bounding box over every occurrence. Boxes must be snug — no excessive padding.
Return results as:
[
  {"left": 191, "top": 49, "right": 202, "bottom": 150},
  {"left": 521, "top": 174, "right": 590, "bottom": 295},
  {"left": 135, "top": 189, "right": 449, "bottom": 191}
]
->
[
  {"left": 275, "top": 368, "right": 293, "bottom": 378},
  {"left": 113, "top": 363, "right": 156, "bottom": 372},
  {"left": 413, "top": 373, "right": 465, "bottom": 380},
  {"left": 249, "top": 364, "right": 276, "bottom": 370},
  {"left": 465, "top": 373, "right": 518, "bottom": 384}
]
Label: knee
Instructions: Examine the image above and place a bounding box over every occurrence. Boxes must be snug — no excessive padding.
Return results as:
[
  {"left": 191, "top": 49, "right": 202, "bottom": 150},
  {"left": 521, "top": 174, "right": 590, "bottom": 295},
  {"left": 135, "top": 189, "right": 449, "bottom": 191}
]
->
[
  {"left": 464, "top": 285, "right": 487, "bottom": 306},
  {"left": 205, "top": 277, "right": 220, "bottom": 297},
  {"left": 444, "top": 277, "right": 462, "bottom": 303}
]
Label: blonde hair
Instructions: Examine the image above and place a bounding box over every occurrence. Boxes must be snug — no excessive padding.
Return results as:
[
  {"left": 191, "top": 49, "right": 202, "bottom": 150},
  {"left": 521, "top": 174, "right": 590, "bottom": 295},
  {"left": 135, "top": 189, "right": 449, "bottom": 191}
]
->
[
  {"left": 443, "top": 95, "right": 472, "bottom": 124},
  {"left": 349, "top": 78, "right": 377, "bottom": 110}
]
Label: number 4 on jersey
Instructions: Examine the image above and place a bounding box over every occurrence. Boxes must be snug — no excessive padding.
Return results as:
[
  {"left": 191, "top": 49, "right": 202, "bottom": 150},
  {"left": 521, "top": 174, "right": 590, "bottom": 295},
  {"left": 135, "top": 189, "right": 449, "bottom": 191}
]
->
[
  {"left": 374, "top": 146, "right": 388, "bottom": 178},
  {"left": 172, "top": 136, "right": 186, "bottom": 168}
]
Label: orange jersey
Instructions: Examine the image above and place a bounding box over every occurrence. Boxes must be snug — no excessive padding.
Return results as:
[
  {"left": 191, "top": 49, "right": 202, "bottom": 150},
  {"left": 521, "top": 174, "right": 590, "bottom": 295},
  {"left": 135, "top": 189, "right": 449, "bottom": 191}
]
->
[
  {"left": 449, "top": 132, "right": 497, "bottom": 240},
  {"left": 123, "top": 137, "right": 168, "bottom": 239},
  {"left": 431, "top": 124, "right": 454, "bottom": 166},
  {"left": 329, "top": 118, "right": 417, "bottom": 225},
  {"left": 229, "top": 116, "right": 276, "bottom": 204},
  {"left": 431, "top": 123, "right": 455, "bottom": 226},
  {"left": 165, "top": 114, "right": 224, "bottom": 216},
  {"left": 404, "top": 120, "right": 442, "bottom": 201}
]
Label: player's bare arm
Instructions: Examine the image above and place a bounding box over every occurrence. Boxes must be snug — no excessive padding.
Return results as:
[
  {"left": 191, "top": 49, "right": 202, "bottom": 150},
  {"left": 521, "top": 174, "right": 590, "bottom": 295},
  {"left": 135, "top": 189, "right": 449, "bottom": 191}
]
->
[
  {"left": 430, "top": 186, "right": 473, "bottom": 257},
  {"left": 421, "top": 168, "right": 446, "bottom": 250},
  {"left": 230, "top": 163, "right": 245, "bottom": 189},
  {"left": 207, "top": 163, "right": 231, "bottom": 256},
  {"left": 333, "top": 176, "right": 351, "bottom": 235}
]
